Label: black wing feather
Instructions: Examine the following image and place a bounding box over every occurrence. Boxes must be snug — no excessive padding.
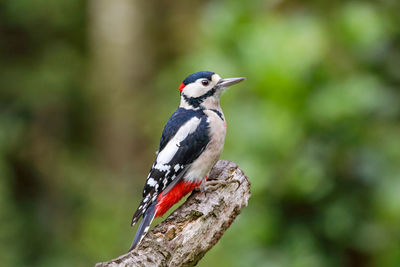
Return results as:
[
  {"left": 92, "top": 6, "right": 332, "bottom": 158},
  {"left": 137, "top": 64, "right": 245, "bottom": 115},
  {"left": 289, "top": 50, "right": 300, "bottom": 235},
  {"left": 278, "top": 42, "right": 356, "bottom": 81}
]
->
[{"left": 159, "top": 108, "right": 204, "bottom": 152}]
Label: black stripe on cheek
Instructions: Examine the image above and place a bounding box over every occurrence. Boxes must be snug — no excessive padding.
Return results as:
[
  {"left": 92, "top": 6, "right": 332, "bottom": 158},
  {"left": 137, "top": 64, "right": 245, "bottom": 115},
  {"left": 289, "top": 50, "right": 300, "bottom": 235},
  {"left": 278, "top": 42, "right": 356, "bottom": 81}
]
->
[{"left": 182, "top": 87, "right": 217, "bottom": 108}]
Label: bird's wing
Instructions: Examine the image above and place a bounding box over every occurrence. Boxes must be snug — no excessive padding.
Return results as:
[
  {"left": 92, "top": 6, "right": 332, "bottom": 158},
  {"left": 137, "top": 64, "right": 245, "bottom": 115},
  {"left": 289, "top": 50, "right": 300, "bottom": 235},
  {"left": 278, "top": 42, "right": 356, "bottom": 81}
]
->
[
  {"left": 158, "top": 108, "right": 203, "bottom": 151},
  {"left": 131, "top": 108, "right": 210, "bottom": 226}
]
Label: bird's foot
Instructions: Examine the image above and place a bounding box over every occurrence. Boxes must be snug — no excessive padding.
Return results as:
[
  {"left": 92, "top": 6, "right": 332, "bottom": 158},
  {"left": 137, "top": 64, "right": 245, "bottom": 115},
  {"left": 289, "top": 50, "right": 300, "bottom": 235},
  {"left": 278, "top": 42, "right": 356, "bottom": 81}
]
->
[
  {"left": 198, "top": 173, "right": 241, "bottom": 194},
  {"left": 200, "top": 179, "right": 228, "bottom": 193}
]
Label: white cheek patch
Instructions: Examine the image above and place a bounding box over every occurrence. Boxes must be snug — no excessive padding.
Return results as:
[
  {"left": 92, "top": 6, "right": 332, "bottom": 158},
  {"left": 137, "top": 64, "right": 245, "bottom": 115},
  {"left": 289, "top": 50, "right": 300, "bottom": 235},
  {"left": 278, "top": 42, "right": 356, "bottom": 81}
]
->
[
  {"left": 156, "top": 117, "right": 201, "bottom": 164},
  {"left": 182, "top": 83, "right": 207, "bottom": 98},
  {"left": 182, "top": 77, "right": 220, "bottom": 98}
]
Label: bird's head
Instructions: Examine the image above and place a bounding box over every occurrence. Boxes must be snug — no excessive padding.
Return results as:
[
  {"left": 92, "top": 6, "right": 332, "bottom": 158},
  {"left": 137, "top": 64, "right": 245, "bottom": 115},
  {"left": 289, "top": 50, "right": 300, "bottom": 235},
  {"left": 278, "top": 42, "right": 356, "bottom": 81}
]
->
[{"left": 179, "top": 71, "right": 245, "bottom": 109}]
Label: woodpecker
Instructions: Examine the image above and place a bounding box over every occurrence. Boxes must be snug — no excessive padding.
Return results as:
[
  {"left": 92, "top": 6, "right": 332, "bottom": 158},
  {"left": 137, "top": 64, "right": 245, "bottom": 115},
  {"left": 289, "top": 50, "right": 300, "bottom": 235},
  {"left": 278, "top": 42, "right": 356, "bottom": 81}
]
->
[{"left": 129, "top": 71, "right": 245, "bottom": 251}]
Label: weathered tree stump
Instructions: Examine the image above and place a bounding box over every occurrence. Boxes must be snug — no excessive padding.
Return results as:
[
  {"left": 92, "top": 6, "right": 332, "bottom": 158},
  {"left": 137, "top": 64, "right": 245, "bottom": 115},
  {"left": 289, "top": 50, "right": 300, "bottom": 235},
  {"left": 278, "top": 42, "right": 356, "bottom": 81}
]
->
[{"left": 96, "top": 160, "right": 251, "bottom": 267}]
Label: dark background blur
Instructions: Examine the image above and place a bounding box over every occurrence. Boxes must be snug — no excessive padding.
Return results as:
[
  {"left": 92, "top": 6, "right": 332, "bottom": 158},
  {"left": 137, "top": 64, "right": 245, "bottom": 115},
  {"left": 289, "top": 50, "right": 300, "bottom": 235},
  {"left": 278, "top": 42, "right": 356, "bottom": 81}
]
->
[{"left": 1, "top": 0, "right": 400, "bottom": 266}]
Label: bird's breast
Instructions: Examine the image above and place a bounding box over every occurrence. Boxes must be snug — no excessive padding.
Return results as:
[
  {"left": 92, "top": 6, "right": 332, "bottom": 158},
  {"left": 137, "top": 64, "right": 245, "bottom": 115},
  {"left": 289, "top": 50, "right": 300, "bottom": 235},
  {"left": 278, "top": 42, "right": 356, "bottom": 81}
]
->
[{"left": 184, "top": 109, "right": 227, "bottom": 182}]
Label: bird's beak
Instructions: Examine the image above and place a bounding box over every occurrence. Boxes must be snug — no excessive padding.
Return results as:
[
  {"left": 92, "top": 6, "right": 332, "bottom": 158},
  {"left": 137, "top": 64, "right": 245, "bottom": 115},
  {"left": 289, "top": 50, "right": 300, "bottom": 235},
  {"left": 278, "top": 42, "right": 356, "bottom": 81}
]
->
[{"left": 217, "top": 77, "right": 246, "bottom": 88}]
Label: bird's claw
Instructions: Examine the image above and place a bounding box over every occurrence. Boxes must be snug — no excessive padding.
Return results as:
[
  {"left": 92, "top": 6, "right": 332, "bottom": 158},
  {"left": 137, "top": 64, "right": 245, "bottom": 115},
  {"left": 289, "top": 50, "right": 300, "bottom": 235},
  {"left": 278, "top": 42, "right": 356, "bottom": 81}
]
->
[
  {"left": 200, "top": 177, "right": 241, "bottom": 194},
  {"left": 201, "top": 180, "right": 227, "bottom": 192}
]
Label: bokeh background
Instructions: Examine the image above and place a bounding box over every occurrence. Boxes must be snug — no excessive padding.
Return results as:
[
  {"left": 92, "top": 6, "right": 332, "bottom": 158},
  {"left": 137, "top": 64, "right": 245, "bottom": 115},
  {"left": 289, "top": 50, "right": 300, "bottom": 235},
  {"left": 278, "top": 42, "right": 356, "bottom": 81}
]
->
[{"left": 1, "top": 0, "right": 400, "bottom": 266}]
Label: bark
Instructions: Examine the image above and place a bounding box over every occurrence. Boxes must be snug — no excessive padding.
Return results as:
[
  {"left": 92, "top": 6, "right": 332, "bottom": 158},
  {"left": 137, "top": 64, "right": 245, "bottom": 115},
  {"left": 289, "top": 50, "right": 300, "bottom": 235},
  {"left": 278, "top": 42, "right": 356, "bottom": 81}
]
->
[{"left": 95, "top": 160, "right": 251, "bottom": 267}]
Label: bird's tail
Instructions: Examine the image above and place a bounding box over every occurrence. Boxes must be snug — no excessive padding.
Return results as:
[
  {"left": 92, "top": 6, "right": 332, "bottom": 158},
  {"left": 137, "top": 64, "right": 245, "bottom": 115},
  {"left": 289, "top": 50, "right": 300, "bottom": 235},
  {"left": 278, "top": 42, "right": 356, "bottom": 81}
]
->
[{"left": 128, "top": 202, "right": 156, "bottom": 252}]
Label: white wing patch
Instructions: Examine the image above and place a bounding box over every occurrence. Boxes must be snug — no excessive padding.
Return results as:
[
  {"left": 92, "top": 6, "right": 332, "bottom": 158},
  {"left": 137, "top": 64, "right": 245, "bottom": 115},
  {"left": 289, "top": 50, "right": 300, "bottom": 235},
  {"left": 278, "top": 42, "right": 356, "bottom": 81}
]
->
[
  {"left": 154, "top": 163, "right": 171, "bottom": 172},
  {"left": 174, "top": 164, "right": 182, "bottom": 172},
  {"left": 147, "top": 178, "right": 157, "bottom": 187},
  {"left": 156, "top": 117, "right": 201, "bottom": 165}
]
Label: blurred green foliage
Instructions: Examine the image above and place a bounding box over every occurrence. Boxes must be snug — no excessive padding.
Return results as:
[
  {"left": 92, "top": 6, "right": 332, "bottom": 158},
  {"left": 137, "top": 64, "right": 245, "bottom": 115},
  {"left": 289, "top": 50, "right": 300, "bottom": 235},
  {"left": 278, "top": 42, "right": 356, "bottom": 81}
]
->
[{"left": 1, "top": 0, "right": 400, "bottom": 266}]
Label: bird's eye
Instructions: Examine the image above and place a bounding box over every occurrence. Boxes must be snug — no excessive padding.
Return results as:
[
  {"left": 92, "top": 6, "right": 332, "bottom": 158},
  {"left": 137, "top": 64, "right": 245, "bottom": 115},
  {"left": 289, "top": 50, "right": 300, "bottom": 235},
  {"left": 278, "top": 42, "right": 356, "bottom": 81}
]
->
[{"left": 201, "top": 80, "right": 209, "bottom": 86}]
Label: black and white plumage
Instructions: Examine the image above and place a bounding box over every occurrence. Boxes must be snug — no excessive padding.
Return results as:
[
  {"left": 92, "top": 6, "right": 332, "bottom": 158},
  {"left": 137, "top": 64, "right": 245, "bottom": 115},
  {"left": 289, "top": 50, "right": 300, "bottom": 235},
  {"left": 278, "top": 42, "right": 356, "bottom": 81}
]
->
[
  {"left": 129, "top": 71, "right": 245, "bottom": 251},
  {"left": 130, "top": 108, "right": 210, "bottom": 224}
]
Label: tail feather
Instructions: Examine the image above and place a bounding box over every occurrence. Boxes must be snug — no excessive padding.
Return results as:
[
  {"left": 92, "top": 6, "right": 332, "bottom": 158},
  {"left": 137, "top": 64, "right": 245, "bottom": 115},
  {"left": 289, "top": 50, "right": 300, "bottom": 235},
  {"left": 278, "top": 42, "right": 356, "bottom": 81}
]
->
[
  {"left": 129, "top": 202, "right": 156, "bottom": 251},
  {"left": 131, "top": 196, "right": 153, "bottom": 227},
  {"left": 131, "top": 201, "right": 145, "bottom": 227}
]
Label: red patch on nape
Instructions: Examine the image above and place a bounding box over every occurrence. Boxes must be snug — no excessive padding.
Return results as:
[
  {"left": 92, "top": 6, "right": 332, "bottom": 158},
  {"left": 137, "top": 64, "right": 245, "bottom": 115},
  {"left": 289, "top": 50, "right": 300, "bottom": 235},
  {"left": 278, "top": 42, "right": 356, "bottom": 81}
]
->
[
  {"left": 178, "top": 82, "right": 186, "bottom": 92},
  {"left": 155, "top": 180, "right": 201, "bottom": 217}
]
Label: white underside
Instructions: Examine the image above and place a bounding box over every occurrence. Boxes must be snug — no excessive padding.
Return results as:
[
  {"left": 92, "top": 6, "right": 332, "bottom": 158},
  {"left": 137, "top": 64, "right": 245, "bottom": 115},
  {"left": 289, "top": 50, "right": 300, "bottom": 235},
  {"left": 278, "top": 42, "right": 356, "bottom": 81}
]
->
[{"left": 184, "top": 109, "right": 226, "bottom": 182}]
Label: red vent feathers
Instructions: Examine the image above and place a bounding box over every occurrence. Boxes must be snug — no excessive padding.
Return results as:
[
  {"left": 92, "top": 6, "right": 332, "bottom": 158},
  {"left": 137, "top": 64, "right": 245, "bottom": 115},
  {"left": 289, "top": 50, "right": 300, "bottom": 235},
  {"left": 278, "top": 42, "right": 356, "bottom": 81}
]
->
[{"left": 155, "top": 180, "right": 201, "bottom": 217}]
